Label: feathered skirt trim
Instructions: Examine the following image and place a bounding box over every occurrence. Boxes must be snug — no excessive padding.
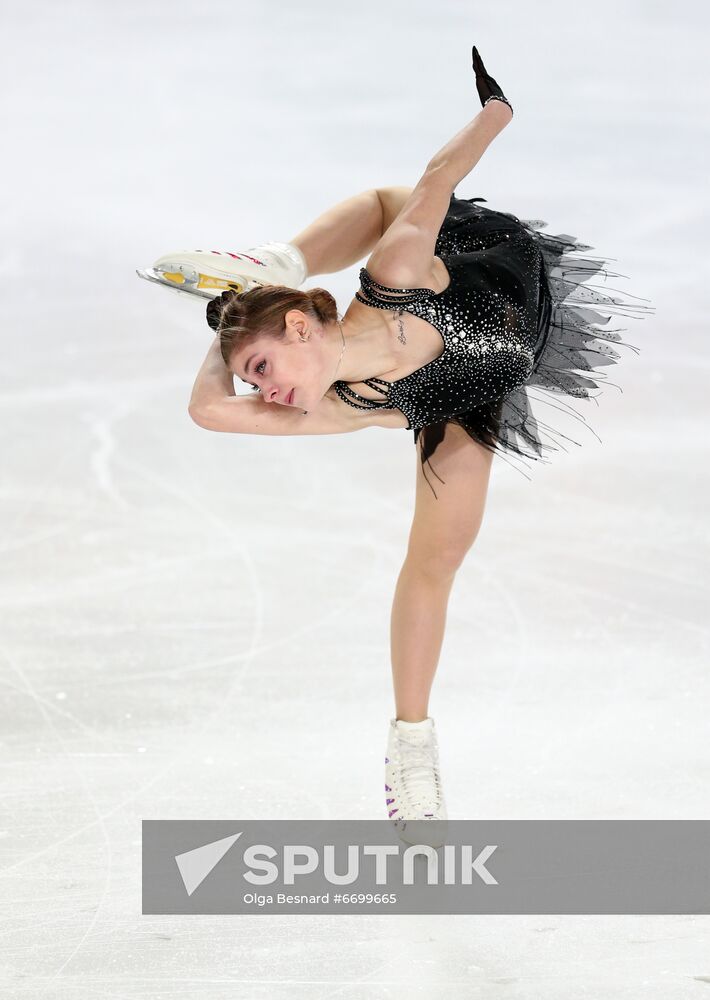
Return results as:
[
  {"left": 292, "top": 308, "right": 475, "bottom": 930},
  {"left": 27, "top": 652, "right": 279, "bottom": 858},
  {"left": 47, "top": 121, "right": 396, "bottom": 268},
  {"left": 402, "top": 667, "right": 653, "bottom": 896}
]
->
[{"left": 414, "top": 218, "right": 655, "bottom": 494}]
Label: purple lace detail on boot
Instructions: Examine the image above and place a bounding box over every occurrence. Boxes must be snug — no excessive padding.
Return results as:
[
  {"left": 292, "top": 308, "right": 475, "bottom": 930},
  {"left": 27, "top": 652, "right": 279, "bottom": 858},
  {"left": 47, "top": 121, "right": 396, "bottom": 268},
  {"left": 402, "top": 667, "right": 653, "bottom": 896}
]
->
[
  {"left": 384, "top": 784, "right": 391, "bottom": 791},
  {"left": 386, "top": 798, "right": 395, "bottom": 805},
  {"left": 388, "top": 808, "right": 399, "bottom": 817}
]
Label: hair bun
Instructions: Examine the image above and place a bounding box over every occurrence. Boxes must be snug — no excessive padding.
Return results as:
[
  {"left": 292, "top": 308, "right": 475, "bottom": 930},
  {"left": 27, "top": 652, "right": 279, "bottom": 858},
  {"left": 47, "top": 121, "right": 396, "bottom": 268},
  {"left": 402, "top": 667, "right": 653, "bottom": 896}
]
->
[
  {"left": 205, "top": 296, "right": 222, "bottom": 332},
  {"left": 205, "top": 287, "right": 244, "bottom": 332},
  {"left": 306, "top": 287, "right": 338, "bottom": 325},
  {"left": 220, "top": 287, "right": 242, "bottom": 306}
]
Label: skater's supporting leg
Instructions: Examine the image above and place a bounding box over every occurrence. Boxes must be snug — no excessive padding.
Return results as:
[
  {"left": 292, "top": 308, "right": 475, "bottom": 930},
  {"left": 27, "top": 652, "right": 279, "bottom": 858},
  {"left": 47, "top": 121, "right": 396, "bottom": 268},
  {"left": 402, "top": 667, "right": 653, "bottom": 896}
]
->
[
  {"left": 289, "top": 186, "right": 413, "bottom": 278},
  {"left": 390, "top": 562, "right": 457, "bottom": 724},
  {"left": 390, "top": 423, "right": 494, "bottom": 722}
]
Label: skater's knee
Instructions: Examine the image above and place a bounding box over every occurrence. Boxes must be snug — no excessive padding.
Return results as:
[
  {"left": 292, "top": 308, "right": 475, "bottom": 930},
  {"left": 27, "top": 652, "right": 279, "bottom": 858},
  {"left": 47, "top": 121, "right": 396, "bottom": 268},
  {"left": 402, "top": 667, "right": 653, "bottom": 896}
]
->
[
  {"left": 378, "top": 186, "right": 415, "bottom": 233},
  {"left": 405, "top": 535, "right": 477, "bottom": 580}
]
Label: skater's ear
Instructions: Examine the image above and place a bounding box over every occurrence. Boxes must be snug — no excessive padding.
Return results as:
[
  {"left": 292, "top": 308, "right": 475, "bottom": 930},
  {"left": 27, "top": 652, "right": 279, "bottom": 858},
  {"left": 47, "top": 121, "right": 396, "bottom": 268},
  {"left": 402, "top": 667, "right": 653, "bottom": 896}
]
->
[{"left": 283, "top": 308, "right": 312, "bottom": 336}]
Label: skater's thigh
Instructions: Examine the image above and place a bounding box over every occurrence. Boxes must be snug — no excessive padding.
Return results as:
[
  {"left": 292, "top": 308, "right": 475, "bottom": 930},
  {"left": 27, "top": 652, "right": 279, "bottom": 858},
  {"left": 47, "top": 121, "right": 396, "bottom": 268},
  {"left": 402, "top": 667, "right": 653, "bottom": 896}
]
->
[{"left": 408, "top": 421, "right": 494, "bottom": 569}]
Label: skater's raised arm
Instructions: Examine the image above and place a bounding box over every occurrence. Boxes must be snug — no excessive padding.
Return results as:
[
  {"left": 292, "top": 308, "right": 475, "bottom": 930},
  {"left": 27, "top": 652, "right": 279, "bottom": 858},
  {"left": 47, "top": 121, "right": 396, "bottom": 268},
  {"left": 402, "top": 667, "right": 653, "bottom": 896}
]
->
[
  {"left": 189, "top": 334, "right": 236, "bottom": 412},
  {"left": 428, "top": 99, "right": 512, "bottom": 189},
  {"left": 367, "top": 102, "right": 511, "bottom": 287},
  {"left": 367, "top": 46, "right": 514, "bottom": 286},
  {"left": 430, "top": 44, "right": 514, "bottom": 188}
]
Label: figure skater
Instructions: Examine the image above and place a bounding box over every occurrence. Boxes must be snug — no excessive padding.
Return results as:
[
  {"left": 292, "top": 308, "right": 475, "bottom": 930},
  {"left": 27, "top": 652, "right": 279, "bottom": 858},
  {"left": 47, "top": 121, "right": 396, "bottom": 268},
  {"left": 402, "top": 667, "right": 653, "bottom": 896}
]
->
[{"left": 142, "top": 47, "right": 653, "bottom": 840}]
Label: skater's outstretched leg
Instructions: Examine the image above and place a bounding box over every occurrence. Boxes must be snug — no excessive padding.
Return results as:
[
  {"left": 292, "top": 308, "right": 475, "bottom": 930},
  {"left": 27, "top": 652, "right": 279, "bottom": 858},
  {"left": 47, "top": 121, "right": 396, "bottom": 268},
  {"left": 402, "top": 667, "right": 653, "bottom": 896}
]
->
[{"left": 136, "top": 186, "right": 413, "bottom": 299}]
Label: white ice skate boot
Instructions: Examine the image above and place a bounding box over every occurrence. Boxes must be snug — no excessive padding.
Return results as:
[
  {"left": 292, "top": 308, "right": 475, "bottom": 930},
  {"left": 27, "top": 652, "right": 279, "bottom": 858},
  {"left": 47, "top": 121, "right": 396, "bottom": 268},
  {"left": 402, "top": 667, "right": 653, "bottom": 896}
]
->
[
  {"left": 385, "top": 717, "right": 448, "bottom": 849},
  {"left": 136, "top": 241, "right": 308, "bottom": 300}
]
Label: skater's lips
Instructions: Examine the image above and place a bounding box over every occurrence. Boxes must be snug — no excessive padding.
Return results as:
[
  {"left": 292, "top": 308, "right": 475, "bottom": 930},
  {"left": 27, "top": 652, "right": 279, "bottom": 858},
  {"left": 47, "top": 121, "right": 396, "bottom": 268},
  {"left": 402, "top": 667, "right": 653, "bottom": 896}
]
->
[{"left": 287, "top": 388, "right": 294, "bottom": 405}]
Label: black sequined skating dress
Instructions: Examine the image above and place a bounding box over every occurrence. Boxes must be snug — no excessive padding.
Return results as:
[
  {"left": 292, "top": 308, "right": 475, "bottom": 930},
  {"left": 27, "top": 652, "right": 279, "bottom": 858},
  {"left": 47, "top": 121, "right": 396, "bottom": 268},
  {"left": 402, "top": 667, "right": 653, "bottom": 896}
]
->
[{"left": 332, "top": 193, "right": 654, "bottom": 497}]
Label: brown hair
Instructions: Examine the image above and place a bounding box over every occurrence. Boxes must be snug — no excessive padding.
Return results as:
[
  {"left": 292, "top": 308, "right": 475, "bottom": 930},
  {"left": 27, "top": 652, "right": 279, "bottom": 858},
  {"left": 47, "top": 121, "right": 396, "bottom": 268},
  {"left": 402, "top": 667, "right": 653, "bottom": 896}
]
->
[{"left": 206, "top": 285, "right": 339, "bottom": 367}]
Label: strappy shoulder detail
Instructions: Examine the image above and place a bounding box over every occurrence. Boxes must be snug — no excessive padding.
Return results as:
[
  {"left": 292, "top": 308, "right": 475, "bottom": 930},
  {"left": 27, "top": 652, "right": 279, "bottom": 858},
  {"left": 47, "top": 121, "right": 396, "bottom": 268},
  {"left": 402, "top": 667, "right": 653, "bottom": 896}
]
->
[
  {"left": 334, "top": 265, "right": 453, "bottom": 417},
  {"left": 331, "top": 376, "right": 393, "bottom": 411},
  {"left": 355, "top": 267, "right": 439, "bottom": 308}
]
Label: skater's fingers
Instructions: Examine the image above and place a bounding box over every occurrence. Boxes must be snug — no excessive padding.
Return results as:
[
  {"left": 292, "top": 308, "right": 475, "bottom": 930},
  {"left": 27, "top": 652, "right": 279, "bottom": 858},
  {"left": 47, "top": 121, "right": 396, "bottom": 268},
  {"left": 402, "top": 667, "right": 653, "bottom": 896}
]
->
[{"left": 471, "top": 45, "right": 486, "bottom": 75}]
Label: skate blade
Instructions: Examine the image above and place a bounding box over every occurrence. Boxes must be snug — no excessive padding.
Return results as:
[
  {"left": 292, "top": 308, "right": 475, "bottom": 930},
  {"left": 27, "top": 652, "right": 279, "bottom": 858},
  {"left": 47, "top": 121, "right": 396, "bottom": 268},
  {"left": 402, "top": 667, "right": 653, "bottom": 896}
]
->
[
  {"left": 393, "top": 818, "right": 448, "bottom": 850},
  {"left": 136, "top": 267, "right": 263, "bottom": 300}
]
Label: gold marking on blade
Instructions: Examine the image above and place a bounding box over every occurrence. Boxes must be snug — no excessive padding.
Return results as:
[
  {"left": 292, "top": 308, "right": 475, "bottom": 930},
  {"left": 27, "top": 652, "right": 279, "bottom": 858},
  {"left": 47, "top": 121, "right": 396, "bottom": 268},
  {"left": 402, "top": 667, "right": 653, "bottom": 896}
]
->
[{"left": 197, "top": 273, "right": 245, "bottom": 291}]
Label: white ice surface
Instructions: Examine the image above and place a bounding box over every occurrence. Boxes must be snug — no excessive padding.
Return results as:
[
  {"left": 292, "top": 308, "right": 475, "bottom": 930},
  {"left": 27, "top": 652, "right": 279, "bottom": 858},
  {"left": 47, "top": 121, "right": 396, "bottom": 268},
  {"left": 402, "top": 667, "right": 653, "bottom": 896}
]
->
[{"left": 1, "top": 0, "right": 709, "bottom": 997}]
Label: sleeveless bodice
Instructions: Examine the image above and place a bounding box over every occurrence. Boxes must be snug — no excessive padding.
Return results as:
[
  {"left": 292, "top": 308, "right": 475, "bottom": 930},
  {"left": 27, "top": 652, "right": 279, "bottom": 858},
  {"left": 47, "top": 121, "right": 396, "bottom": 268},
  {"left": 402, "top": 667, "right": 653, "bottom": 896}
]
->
[
  {"left": 325, "top": 191, "right": 653, "bottom": 500},
  {"left": 332, "top": 195, "right": 545, "bottom": 431}
]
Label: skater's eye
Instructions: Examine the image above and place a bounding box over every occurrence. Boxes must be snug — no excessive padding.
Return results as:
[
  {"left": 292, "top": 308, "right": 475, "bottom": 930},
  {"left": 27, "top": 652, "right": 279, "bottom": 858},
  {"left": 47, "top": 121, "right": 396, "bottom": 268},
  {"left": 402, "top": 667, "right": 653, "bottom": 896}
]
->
[{"left": 246, "top": 358, "right": 265, "bottom": 391}]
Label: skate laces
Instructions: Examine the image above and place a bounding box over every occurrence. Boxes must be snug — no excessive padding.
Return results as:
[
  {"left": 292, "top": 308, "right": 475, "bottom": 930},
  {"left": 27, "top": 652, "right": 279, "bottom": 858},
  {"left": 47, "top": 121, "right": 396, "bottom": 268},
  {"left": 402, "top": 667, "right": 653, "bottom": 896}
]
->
[{"left": 396, "top": 732, "right": 441, "bottom": 807}]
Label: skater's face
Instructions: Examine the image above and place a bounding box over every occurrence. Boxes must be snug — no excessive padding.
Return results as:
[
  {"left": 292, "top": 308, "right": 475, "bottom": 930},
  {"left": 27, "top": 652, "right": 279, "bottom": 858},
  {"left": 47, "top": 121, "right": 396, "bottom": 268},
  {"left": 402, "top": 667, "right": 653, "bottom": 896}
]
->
[{"left": 228, "top": 308, "right": 334, "bottom": 412}]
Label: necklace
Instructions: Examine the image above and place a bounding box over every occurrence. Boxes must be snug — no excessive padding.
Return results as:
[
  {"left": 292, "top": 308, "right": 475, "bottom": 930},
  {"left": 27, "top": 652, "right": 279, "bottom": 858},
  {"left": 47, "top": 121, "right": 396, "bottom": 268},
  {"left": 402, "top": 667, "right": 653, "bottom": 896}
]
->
[{"left": 334, "top": 318, "right": 347, "bottom": 376}]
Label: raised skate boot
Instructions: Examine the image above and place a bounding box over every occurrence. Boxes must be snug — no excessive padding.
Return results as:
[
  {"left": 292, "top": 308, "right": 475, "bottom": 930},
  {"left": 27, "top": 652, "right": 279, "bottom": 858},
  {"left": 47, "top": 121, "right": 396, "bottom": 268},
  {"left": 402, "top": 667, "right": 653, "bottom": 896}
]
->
[{"left": 136, "top": 241, "right": 308, "bottom": 300}]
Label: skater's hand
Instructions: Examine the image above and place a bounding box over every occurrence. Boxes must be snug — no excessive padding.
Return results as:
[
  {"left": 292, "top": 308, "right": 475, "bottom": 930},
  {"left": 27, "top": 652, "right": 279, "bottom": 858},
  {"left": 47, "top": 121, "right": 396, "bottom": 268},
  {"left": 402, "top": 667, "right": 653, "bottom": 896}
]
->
[{"left": 472, "top": 45, "right": 514, "bottom": 121}]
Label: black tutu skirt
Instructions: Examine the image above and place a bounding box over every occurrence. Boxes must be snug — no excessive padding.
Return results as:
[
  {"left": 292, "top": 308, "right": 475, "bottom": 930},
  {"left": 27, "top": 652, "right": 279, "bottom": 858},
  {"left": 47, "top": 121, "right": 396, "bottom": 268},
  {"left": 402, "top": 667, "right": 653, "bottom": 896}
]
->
[{"left": 414, "top": 198, "right": 655, "bottom": 484}]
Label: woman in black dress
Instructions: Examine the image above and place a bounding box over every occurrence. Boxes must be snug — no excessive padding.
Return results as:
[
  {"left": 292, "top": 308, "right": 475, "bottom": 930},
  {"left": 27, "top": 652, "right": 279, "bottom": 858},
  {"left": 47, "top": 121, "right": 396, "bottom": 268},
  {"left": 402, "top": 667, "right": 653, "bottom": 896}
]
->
[{"left": 184, "top": 48, "right": 652, "bottom": 840}]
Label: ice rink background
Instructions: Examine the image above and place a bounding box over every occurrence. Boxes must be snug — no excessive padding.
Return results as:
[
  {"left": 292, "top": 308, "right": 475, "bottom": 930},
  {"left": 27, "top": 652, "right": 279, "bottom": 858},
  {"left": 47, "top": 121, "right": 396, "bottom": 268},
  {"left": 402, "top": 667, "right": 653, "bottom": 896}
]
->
[{"left": 1, "top": 0, "right": 709, "bottom": 996}]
